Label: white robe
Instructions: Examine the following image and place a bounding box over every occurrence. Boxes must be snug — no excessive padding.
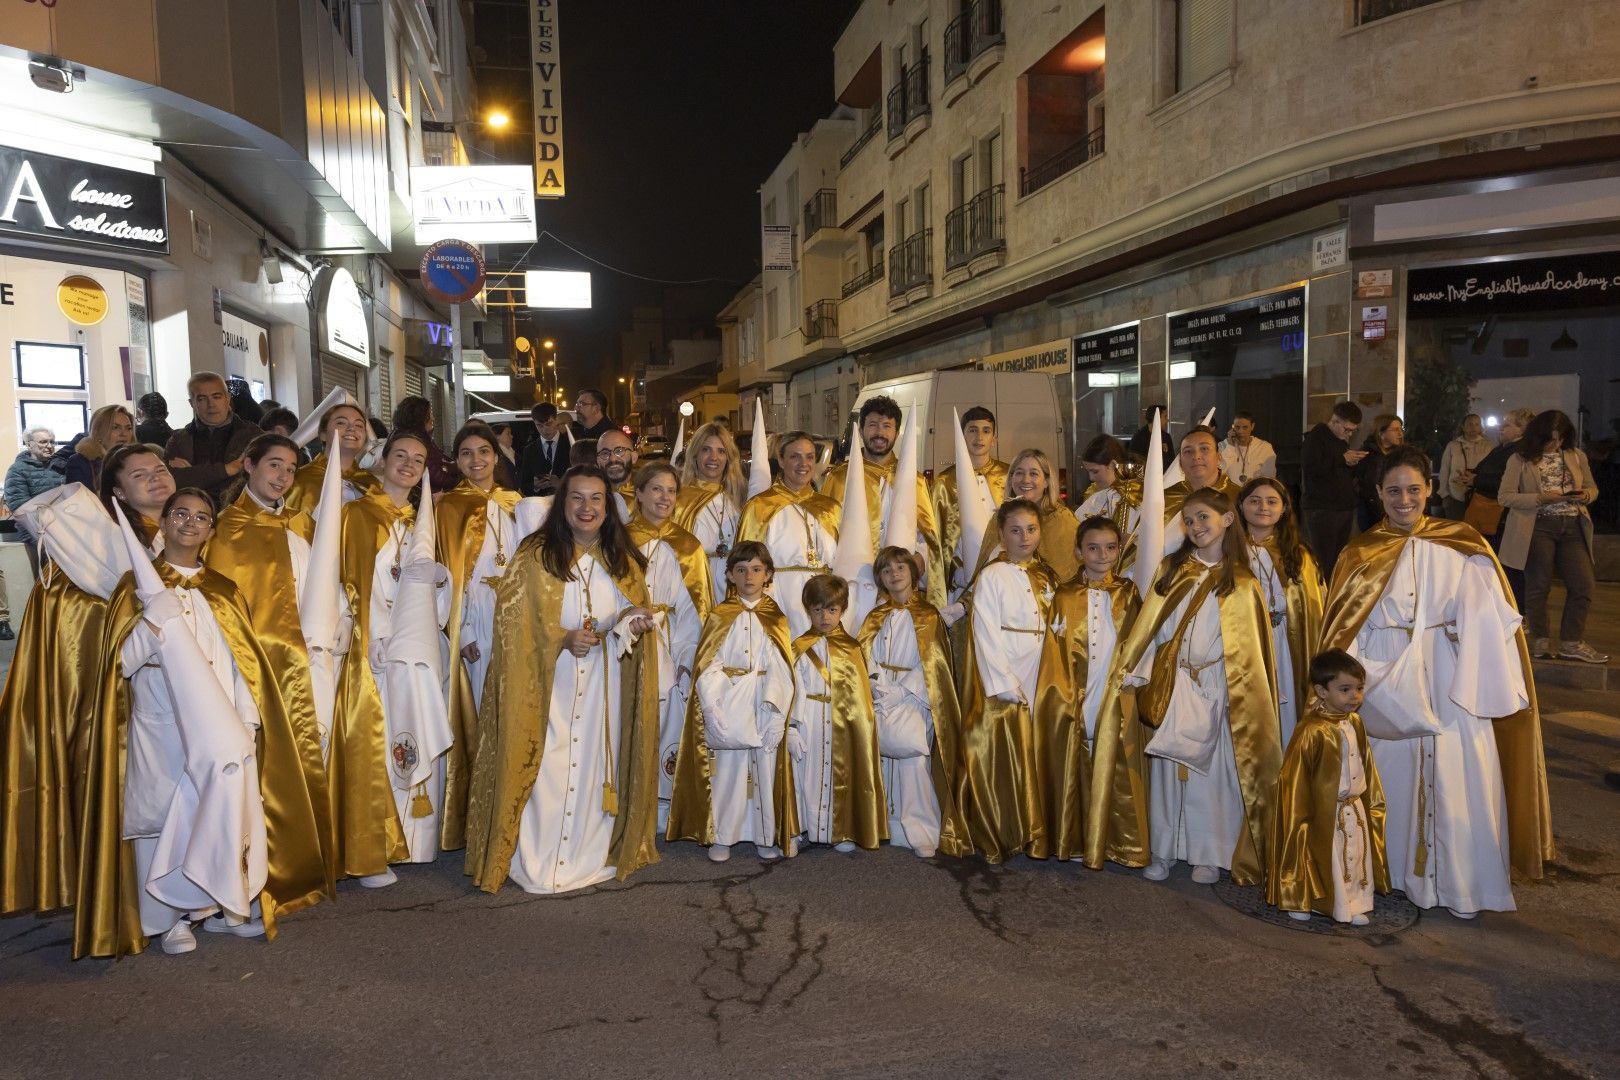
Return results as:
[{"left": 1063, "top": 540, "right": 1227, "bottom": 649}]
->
[
  {"left": 637, "top": 538, "right": 701, "bottom": 829},
  {"left": 694, "top": 597, "right": 794, "bottom": 848},
  {"left": 759, "top": 500, "right": 838, "bottom": 639},
  {"left": 867, "top": 606, "right": 941, "bottom": 852},
  {"left": 790, "top": 638, "right": 841, "bottom": 844},
  {"left": 1076, "top": 485, "right": 1141, "bottom": 543},
  {"left": 368, "top": 519, "right": 453, "bottom": 863},
  {"left": 456, "top": 497, "right": 517, "bottom": 712},
  {"left": 1126, "top": 566, "right": 1247, "bottom": 870},
  {"left": 687, "top": 490, "right": 741, "bottom": 607},
  {"left": 120, "top": 565, "right": 265, "bottom": 935},
  {"left": 509, "top": 552, "right": 644, "bottom": 893},
  {"left": 1247, "top": 546, "right": 1297, "bottom": 747},
  {"left": 1329, "top": 715, "right": 1376, "bottom": 923},
  {"left": 970, "top": 562, "right": 1046, "bottom": 705},
  {"left": 1350, "top": 539, "right": 1523, "bottom": 913}
]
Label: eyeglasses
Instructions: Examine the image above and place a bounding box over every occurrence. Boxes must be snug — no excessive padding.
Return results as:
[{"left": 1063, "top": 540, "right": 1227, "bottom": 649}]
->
[
  {"left": 166, "top": 508, "right": 214, "bottom": 527},
  {"left": 596, "top": 447, "right": 634, "bottom": 460}
]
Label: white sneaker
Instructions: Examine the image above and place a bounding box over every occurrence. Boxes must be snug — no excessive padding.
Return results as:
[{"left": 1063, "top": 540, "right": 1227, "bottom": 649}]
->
[
  {"left": 1447, "top": 907, "right": 1478, "bottom": 920},
  {"left": 834, "top": 841, "right": 857, "bottom": 853},
  {"left": 1287, "top": 910, "right": 1312, "bottom": 922},
  {"left": 1142, "top": 859, "right": 1170, "bottom": 881},
  {"left": 707, "top": 844, "right": 731, "bottom": 863},
  {"left": 914, "top": 846, "right": 936, "bottom": 859},
  {"left": 357, "top": 869, "right": 398, "bottom": 889},
  {"left": 160, "top": 921, "right": 197, "bottom": 955},
  {"left": 202, "top": 915, "right": 265, "bottom": 938},
  {"left": 757, "top": 845, "right": 783, "bottom": 861},
  {"left": 1350, "top": 914, "right": 1370, "bottom": 926},
  {"left": 1191, "top": 865, "right": 1220, "bottom": 885}
]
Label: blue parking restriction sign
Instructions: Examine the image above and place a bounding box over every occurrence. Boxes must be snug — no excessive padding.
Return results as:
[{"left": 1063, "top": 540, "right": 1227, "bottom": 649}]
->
[{"left": 420, "top": 239, "right": 486, "bottom": 305}]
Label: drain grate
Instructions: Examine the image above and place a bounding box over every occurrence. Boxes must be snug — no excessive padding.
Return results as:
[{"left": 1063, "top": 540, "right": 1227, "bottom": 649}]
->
[{"left": 1211, "top": 873, "right": 1422, "bottom": 938}]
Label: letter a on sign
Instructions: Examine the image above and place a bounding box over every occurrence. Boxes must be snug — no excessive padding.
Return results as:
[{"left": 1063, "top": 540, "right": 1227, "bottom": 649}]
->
[{"left": 531, "top": 0, "right": 566, "bottom": 198}]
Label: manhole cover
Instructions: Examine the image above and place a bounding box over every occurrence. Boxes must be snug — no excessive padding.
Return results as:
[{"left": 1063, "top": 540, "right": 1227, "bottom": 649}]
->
[{"left": 1211, "top": 873, "right": 1421, "bottom": 939}]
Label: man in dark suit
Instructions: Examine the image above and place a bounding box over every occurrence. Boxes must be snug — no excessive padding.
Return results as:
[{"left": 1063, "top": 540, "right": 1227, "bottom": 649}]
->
[{"left": 518, "top": 402, "right": 572, "bottom": 496}]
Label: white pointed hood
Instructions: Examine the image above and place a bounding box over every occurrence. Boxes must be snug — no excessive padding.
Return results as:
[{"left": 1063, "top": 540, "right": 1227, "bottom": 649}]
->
[
  {"left": 290, "top": 386, "right": 358, "bottom": 450},
  {"left": 747, "top": 395, "right": 773, "bottom": 500},
  {"left": 885, "top": 406, "right": 920, "bottom": 556},
  {"left": 952, "top": 407, "right": 992, "bottom": 570},
  {"left": 1133, "top": 407, "right": 1167, "bottom": 599},
  {"left": 299, "top": 437, "right": 346, "bottom": 648}
]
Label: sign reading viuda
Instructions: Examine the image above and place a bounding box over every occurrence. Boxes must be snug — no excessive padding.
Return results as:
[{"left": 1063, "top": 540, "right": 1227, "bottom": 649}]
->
[{"left": 420, "top": 239, "right": 486, "bottom": 305}]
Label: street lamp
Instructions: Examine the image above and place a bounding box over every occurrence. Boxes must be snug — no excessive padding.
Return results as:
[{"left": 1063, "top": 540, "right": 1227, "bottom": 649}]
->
[{"left": 485, "top": 108, "right": 512, "bottom": 131}]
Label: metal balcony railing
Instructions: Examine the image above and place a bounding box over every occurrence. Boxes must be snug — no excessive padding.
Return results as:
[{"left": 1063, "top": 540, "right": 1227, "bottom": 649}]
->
[
  {"left": 888, "top": 228, "right": 933, "bottom": 298},
  {"left": 972, "top": 0, "right": 1004, "bottom": 55},
  {"left": 946, "top": 184, "right": 1006, "bottom": 269},
  {"left": 803, "top": 189, "right": 838, "bottom": 237},
  {"left": 842, "top": 252, "right": 885, "bottom": 298},
  {"left": 887, "top": 49, "right": 932, "bottom": 140},
  {"left": 804, "top": 300, "right": 840, "bottom": 342},
  {"left": 1357, "top": 0, "right": 1445, "bottom": 23},
  {"left": 944, "top": 11, "right": 971, "bottom": 85},
  {"left": 1018, "top": 128, "right": 1105, "bottom": 198},
  {"left": 840, "top": 110, "right": 882, "bottom": 169}
]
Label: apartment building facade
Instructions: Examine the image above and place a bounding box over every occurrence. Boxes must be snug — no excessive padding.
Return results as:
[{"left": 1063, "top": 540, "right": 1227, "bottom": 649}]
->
[{"left": 742, "top": 0, "right": 1620, "bottom": 491}]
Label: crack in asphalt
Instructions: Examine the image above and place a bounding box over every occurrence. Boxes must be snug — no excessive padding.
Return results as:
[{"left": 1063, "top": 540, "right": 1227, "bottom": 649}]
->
[
  {"left": 688, "top": 859, "right": 828, "bottom": 1045},
  {"left": 934, "top": 857, "right": 1027, "bottom": 944},
  {"left": 1371, "top": 967, "right": 1585, "bottom": 1080}
]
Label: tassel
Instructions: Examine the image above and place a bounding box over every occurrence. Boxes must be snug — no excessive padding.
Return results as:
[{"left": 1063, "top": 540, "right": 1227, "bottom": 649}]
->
[
  {"left": 601, "top": 780, "right": 618, "bottom": 817},
  {"left": 410, "top": 783, "right": 433, "bottom": 819}
]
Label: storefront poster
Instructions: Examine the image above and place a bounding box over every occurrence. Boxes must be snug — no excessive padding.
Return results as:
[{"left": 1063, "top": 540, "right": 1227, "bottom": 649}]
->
[
  {"left": 1074, "top": 323, "right": 1139, "bottom": 370},
  {"left": 1407, "top": 251, "right": 1620, "bottom": 317},
  {"left": 0, "top": 146, "right": 168, "bottom": 255},
  {"left": 1169, "top": 286, "right": 1305, "bottom": 362}
]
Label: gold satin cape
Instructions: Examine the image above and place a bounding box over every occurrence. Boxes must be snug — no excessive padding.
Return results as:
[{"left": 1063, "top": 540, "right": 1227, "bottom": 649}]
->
[
  {"left": 791, "top": 627, "right": 889, "bottom": 849},
  {"left": 956, "top": 556, "right": 1064, "bottom": 863},
  {"left": 1317, "top": 516, "right": 1554, "bottom": 881},
  {"left": 464, "top": 539, "right": 662, "bottom": 889},
  {"left": 205, "top": 493, "right": 337, "bottom": 901},
  {"left": 284, "top": 452, "right": 380, "bottom": 515},
  {"left": 333, "top": 489, "right": 412, "bottom": 875},
  {"left": 737, "top": 482, "right": 842, "bottom": 548},
  {"left": 76, "top": 564, "right": 329, "bottom": 959},
  {"left": 1251, "top": 535, "right": 1325, "bottom": 714},
  {"left": 0, "top": 568, "right": 112, "bottom": 925},
  {"left": 434, "top": 481, "right": 522, "bottom": 851},
  {"left": 1037, "top": 572, "right": 1141, "bottom": 862},
  {"left": 932, "top": 460, "right": 1009, "bottom": 601},
  {"left": 628, "top": 512, "right": 715, "bottom": 622},
  {"left": 665, "top": 596, "right": 801, "bottom": 846},
  {"left": 824, "top": 456, "right": 944, "bottom": 604},
  {"left": 857, "top": 595, "right": 971, "bottom": 857},
  {"left": 1084, "top": 557, "right": 1282, "bottom": 884},
  {"left": 1266, "top": 707, "right": 1391, "bottom": 914}
]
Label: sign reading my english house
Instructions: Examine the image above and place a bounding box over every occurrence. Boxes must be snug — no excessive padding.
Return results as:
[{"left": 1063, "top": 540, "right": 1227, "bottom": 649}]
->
[
  {"left": 0, "top": 145, "right": 169, "bottom": 255},
  {"left": 1406, "top": 252, "right": 1620, "bottom": 318}
]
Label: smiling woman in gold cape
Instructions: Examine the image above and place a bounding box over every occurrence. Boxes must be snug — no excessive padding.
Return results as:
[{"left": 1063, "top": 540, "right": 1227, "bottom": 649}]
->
[{"left": 75, "top": 562, "right": 328, "bottom": 958}]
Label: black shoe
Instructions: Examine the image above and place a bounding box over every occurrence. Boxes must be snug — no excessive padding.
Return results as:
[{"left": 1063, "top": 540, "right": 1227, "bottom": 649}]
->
[{"left": 0, "top": 621, "right": 13, "bottom": 641}]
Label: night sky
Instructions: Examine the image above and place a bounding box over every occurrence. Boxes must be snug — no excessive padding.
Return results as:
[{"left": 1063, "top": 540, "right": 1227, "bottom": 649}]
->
[{"left": 472, "top": 1, "right": 859, "bottom": 397}]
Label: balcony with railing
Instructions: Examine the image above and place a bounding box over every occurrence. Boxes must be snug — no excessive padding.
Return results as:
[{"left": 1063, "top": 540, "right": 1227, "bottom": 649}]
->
[
  {"left": 944, "top": 184, "right": 1006, "bottom": 279},
  {"left": 802, "top": 299, "right": 843, "bottom": 362},
  {"left": 1357, "top": 0, "right": 1446, "bottom": 23},
  {"left": 886, "top": 50, "right": 932, "bottom": 153},
  {"left": 1019, "top": 128, "right": 1105, "bottom": 198},
  {"left": 946, "top": 1, "right": 1007, "bottom": 98},
  {"left": 842, "top": 251, "right": 885, "bottom": 298},
  {"left": 801, "top": 188, "right": 847, "bottom": 258},
  {"left": 840, "top": 109, "right": 882, "bottom": 169},
  {"left": 887, "top": 228, "right": 933, "bottom": 307}
]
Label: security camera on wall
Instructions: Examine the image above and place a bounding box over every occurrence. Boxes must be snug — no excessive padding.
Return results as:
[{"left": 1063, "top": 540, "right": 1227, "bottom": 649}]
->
[{"left": 27, "top": 59, "right": 79, "bottom": 94}]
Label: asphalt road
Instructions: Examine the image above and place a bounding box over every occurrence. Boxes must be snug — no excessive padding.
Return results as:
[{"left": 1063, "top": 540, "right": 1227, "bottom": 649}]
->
[{"left": 1, "top": 648, "right": 1617, "bottom": 1078}]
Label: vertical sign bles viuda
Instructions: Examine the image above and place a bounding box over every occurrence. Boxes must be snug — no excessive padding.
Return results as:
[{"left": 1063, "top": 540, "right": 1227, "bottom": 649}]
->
[{"left": 531, "top": 0, "right": 565, "bottom": 198}]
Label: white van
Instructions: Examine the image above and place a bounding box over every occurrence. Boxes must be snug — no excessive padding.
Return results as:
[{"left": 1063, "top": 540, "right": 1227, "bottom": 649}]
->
[{"left": 850, "top": 370, "right": 1070, "bottom": 500}]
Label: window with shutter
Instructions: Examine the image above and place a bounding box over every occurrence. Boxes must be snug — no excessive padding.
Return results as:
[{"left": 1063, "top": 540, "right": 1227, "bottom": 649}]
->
[
  {"left": 321, "top": 358, "right": 366, "bottom": 414},
  {"left": 1176, "top": 0, "right": 1232, "bottom": 93},
  {"left": 404, "top": 361, "right": 425, "bottom": 399}
]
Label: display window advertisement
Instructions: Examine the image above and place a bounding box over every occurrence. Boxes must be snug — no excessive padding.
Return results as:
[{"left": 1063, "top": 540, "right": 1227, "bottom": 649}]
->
[{"left": 221, "top": 307, "right": 273, "bottom": 402}]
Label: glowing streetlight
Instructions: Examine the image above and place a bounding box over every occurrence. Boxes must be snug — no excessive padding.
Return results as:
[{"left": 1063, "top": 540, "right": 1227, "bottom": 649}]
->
[
  {"left": 485, "top": 109, "right": 512, "bottom": 130},
  {"left": 542, "top": 338, "right": 555, "bottom": 350}
]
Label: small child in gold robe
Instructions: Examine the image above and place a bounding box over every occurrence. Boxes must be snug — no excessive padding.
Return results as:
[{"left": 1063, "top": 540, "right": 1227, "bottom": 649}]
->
[
  {"left": 1267, "top": 649, "right": 1391, "bottom": 924},
  {"left": 788, "top": 574, "right": 888, "bottom": 852}
]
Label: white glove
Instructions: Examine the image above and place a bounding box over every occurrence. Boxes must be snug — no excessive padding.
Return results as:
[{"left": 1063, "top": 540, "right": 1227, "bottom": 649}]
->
[
  {"left": 787, "top": 726, "right": 806, "bottom": 762},
  {"left": 141, "top": 591, "right": 184, "bottom": 627},
  {"left": 941, "top": 601, "right": 967, "bottom": 627},
  {"left": 334, "top": 612, "right": 355, "bottom": 657},
  {"left": 399, "top": 559, "right": 446, "bottom": 586},
  {"left": 367, "top": 638, "right": 385, "bottom": 675},
  {"left": 761, "top": 703, "right": 786, "bottom": 751}
]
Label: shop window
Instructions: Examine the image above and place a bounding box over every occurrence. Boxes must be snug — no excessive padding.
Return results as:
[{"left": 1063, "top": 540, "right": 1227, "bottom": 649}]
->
[
  {"left": 14, "top": 341, "right": 86, "bottom": 391},
  {"left": 19, "top": 400, "right": 89, "bottom": 443}
]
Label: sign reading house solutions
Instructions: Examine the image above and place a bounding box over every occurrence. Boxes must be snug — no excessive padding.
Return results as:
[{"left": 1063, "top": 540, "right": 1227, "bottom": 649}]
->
[{"left": 0, "top": 145, "right": 169, "bottom": 255}]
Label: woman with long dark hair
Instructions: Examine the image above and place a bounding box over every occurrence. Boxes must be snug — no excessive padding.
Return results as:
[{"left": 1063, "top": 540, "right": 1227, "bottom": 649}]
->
[
  {"left": 1320, "top": 445, "right": 1552, "bottom": 917},
  {"left": 1497, "top": 409, "right": 1605, "bottom": 664},
  {"left": 1236, "top": 476, "right": 1324, "bottom": 746},
  {"left": 1353, "top": 413, "right": 1405, "bottom": 529},
  {"left": 465, "top": 466, "right": 662, "bottom": 895}
]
